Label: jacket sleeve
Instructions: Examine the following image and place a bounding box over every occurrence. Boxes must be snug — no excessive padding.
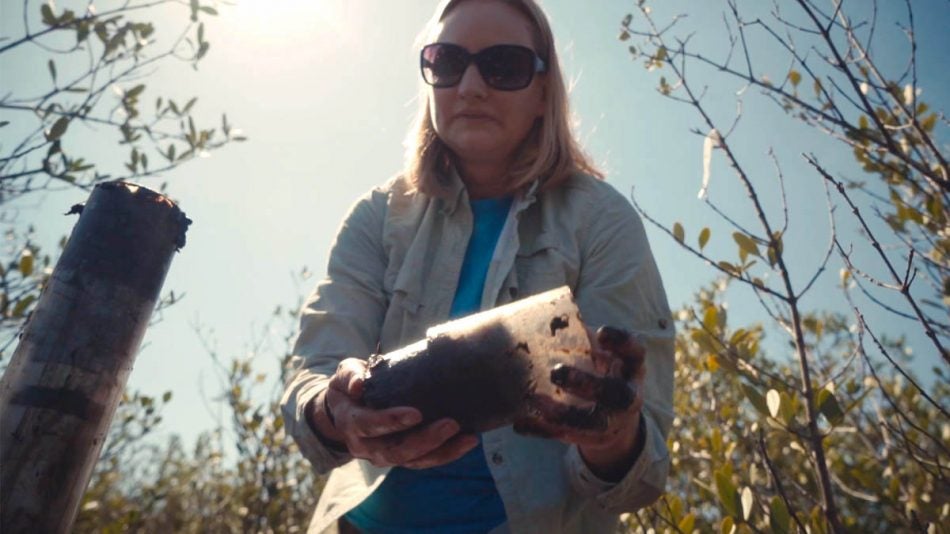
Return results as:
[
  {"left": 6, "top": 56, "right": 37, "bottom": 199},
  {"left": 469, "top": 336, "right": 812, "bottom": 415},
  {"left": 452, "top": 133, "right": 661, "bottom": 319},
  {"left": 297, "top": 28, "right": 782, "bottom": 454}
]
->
[
  {"left": 279, "top": 186, "right": 390, "bottom": 475},
  {"left": 565, "top": 182, "right": 675, "bottom": 513}
]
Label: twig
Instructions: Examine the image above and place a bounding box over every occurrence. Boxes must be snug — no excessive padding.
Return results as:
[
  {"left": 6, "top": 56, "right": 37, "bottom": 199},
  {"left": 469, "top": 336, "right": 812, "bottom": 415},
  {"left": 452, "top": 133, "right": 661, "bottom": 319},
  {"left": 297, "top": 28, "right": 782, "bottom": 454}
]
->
[
  {"left": 855, "top": 310, "right": 950, "bottom": 421},
  {"left": 758, "top": 430, "right": 809, "bottom": 533},
  {"left": 812, "top": 157, "right": 949, "bottom": 364},
  {"left": 795, "top": 173, "right": 836, "bottom": 299},
  {"left": 630, "top": 190, "right": 788, "bottom": 301}
]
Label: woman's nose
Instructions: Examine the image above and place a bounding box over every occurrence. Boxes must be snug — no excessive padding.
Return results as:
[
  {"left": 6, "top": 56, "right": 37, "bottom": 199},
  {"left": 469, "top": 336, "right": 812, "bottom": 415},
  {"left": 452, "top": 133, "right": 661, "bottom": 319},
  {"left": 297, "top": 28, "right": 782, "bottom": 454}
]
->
[{"left": 456, "top": 63, "right": 488, "bottom": 99}]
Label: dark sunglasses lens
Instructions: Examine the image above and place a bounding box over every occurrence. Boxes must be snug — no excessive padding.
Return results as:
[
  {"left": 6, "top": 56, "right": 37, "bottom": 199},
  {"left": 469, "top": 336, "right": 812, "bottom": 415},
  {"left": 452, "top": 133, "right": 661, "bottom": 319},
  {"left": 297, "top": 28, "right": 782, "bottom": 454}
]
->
[
  {"left": 477, "top": 46, "right": 535, "bottom": 90},
  {"left": 422, "top": 44, "right": 468, "bottom": 87}
]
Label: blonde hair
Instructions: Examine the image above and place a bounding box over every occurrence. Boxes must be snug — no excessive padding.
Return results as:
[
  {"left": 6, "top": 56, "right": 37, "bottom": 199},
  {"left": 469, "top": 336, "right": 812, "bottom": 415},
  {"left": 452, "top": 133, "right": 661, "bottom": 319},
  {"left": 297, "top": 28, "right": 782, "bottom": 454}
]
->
[{"left": 403, "top": 0, "right": 603, "bottom": 196}]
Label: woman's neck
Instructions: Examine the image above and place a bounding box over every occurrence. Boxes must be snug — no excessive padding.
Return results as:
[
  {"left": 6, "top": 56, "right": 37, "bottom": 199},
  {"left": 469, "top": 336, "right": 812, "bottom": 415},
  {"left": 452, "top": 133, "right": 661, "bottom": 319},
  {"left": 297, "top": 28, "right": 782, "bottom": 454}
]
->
[{"left": 457, "top": 159, "right": 514, "bottom": 200}]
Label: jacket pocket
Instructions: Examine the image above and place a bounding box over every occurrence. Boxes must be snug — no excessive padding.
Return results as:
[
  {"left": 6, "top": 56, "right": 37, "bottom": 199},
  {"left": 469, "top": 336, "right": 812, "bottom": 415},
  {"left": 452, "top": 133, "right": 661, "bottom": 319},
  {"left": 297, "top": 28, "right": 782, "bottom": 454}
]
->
[{"left": 515, "top": 232, "right": 576, "bottom": 296}]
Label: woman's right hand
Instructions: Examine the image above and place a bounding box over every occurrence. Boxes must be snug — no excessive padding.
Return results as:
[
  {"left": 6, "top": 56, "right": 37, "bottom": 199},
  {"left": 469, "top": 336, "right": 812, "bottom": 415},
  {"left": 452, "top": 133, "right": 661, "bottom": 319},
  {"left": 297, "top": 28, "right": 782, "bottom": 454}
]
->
[{"left": 312, "top": 357, "right": 479, "bottom": 469}]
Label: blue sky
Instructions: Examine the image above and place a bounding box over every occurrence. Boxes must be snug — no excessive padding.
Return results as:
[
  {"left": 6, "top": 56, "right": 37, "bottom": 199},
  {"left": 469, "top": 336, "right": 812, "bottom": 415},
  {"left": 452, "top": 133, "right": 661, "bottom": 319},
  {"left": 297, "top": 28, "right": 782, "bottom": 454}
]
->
[{"left": 2, "top": 0, "right": 946, "bottom": 449}]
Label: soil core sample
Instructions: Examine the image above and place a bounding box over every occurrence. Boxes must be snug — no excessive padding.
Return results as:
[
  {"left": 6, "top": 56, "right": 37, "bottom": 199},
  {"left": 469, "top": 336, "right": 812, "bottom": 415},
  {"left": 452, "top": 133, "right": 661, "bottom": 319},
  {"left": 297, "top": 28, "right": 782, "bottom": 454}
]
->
[{"left": 361, "top": 286, "right": 592, "bottom": 432}]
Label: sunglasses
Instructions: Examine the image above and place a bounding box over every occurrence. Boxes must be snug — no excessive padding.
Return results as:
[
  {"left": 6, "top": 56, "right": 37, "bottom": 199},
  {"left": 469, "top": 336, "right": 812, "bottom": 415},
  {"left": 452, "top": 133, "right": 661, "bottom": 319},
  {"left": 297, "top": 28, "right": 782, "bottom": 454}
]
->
[{"left": 420, "top": 43, "right": 547, "bottom": 91}]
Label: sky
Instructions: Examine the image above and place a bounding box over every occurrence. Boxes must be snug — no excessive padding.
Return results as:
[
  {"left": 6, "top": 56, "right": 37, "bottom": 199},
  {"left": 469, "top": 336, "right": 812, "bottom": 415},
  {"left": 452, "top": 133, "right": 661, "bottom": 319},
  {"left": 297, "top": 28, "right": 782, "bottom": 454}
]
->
[{"left": 1, "top": 0, "right": 947, "bottom": 452}]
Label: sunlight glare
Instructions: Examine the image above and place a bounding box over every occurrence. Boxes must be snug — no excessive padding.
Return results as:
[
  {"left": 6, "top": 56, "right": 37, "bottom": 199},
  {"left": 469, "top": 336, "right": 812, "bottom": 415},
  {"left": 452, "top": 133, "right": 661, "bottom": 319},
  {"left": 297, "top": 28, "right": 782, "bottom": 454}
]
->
[{"left": 231, "top": 0, "right": 351, "bottom": 45}]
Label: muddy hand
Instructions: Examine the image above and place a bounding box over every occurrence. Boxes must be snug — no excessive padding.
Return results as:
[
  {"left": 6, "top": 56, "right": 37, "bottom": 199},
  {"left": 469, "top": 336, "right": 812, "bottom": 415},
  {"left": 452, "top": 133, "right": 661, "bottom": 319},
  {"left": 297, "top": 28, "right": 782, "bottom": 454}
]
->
[
  {"left": 325, "top": 358, "right": 479, "bottom": 469},
  {"left": 592, "top": 325, "right": 646, "bottom": 380},
  {"left": 514, "top": 325, "right": 646, "bottom": 446},
  {"left": 550, "top": 363, "right": 636, "bottom": 411}
]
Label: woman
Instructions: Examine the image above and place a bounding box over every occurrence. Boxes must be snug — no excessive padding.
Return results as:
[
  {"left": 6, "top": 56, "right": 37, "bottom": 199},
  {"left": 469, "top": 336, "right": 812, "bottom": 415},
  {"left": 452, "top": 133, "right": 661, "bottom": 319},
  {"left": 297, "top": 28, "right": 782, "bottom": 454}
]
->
[{"left": 281, "top": 0, "right": 675, "bottom": 532}]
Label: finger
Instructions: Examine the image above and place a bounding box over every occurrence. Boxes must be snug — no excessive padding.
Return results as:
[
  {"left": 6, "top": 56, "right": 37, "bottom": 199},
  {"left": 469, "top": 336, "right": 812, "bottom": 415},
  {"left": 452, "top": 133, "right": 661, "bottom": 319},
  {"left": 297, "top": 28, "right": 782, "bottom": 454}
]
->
[
  {"left": 341, "top": 401, "right": 423, "bottom": 439},
  {"left": 330, "top": 358, "right": 369, "bottom": 399},
  {"left": 608, "top": 358, "right": 625, "bottom": 378},
  {"left": 586, "top": 327, "right": 614, "bottom": 374},
  {"left": 366, "top": 418, "right": 462, "bottom": 465},
  {"left": 590, "top": 345, "right": 620, "bottom": 376},
  {"left": 526, "top": 393, "right": 609, "bottom": 431},
  {"left": 403, "top": 433, "right": 479, "bottom": 469},
  {"left": 550, "top": 364, "right": 636, "bottom": 411},
  {"left": 596, "top": 326, "right": 647, "bottom": 380}
]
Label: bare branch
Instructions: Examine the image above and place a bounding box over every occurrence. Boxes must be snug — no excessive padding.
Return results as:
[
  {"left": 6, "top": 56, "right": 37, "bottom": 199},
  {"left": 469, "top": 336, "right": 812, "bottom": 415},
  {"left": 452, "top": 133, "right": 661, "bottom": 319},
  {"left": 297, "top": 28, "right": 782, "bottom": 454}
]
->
[
  {"left": 796, "top": 173, "right": 836, "bottom": 299},
  {"left": 812, "top": 156, "right": 949, "bottom": 363},
  {"left": 855, "top": 309, "right": 950, "bottom": 422}
]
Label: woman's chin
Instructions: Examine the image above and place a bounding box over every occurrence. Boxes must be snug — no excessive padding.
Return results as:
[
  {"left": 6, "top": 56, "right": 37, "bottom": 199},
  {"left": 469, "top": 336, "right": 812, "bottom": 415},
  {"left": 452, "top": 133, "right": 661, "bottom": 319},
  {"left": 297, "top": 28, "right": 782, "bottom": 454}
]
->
[{"left": 448, "top": 135, "right": 508, "bottom": 161}]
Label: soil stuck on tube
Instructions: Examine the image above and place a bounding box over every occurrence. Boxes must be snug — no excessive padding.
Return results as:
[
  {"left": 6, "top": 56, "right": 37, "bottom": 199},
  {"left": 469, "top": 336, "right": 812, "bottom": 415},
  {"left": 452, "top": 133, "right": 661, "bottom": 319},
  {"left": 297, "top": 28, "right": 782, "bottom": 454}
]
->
[{"left": 361, "top": 286, "right": 594, "bottom": 433}]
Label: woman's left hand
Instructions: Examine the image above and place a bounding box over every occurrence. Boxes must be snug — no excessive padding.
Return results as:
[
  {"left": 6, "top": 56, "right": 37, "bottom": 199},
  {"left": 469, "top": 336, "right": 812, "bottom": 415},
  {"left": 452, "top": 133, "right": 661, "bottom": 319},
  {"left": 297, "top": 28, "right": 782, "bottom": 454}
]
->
[{"left": 513, "top": 326, "right": 647, "bottom": 482}]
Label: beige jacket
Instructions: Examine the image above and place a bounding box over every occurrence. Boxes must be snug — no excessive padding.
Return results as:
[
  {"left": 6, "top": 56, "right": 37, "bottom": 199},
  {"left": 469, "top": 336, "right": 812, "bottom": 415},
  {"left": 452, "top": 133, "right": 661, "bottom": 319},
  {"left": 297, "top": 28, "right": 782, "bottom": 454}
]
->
[{"left": 281, "top": 171, "right": 675, "bottom": 534}]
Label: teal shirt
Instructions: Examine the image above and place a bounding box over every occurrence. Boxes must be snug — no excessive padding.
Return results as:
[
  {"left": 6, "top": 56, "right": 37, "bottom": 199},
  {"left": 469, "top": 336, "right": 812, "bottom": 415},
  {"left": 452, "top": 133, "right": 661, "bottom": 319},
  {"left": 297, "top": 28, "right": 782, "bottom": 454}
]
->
[{"left": 346, "top": 196, "right": 513, "bottom": 533}]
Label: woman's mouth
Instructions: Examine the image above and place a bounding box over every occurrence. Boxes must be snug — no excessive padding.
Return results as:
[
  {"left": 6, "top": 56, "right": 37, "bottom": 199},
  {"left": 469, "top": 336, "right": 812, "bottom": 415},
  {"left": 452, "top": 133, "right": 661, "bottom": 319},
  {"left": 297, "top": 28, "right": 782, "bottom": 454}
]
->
[{"left": 457, "top": 112, "right": 494, "bottom": 121}]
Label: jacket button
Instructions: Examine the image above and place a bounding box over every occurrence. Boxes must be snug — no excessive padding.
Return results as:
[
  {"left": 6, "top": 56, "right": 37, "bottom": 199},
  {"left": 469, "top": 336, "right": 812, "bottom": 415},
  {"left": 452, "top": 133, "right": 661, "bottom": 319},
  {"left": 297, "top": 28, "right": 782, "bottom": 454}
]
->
[{"left": 491, "top": 452, "right": 504, "bottom": 465}]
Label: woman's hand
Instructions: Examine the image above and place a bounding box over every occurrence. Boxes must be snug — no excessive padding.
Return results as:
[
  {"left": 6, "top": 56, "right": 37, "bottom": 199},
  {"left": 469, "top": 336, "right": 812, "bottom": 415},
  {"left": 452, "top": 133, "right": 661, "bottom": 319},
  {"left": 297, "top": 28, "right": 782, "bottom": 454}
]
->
[
  {"left": 513, "top": 326, "right": 647, "bottom": 482},
  {"left": 308, "top": 358, "right": 479, "bottom": 469}
]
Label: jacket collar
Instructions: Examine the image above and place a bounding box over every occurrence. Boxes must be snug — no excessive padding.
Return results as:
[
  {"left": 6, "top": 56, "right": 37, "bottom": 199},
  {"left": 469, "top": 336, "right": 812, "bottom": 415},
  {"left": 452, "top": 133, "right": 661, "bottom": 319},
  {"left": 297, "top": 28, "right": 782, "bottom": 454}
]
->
[{"left": 437, "top": 165, "right": 542, "bottom": 216}]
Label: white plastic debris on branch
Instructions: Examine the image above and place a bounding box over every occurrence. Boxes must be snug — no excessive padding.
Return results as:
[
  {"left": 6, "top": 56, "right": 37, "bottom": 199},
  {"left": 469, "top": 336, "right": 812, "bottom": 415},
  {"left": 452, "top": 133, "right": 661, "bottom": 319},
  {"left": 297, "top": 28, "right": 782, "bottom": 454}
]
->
[{"left": 699, "top": 128, "right": 721, "bottom": 200}]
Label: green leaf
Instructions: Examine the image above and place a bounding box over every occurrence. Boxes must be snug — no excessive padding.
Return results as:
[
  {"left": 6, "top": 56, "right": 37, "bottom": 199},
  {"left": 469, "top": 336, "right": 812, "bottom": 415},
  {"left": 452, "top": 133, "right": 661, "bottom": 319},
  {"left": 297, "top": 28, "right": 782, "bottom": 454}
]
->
[
  {"left": 769, "top": 496, "right": 791, "bottom": 534},
  {"left": 48, "top": 59, "right": 57, "bottom": 84},
  {"left": 19, "top": 249, "right": 35, "bottom": 276},
  {"left": 789, "top": 70, "right": 802, "bottom": 87},
  {"left": 46, "top": 116, "right": 70, "bottom": 141},
  {"left": 673, "top": 222, "right": 685, "bottom": 243},
  {"left": 678, "top": 513, "right": 696, "bottom": 533},
  {"left": 741, "top": 383, "right": 769, "bottom": 415},
  {"left": 817, "top": 388, "right": 845, "bottom": 426},
  {"left": 76, "top": 20, "right": 90, "bottom": 43},
  {"left": 41, "top": 3, "right": 56, "bottom": 26},
  {"left": 921, "top": 113, "right": 937, "bottom": 132},
  {"left": 702, "top": 305, "right": 718, "bottom": 332},
  {"left": 718, "top": 261, "right": 739, "bottom": 276},
  {"left": 732, "top": 232, "right": 760, "bottom": 259},
  {"left": 720, "top": 516, "right": 736, "bottom": 534},
  {"left": 12, "top": 295, "right": 36, "bottom": 318},
  {"left": 715, "top": 468, "right": 739, "bottom": 517},
  {"left": 698, "top": 227, "right": 710, "bottom": 250},
  {"left": 199, "top": 6, "right": 218, "bottom": 15},
  {"left": 126, "top": 84, "right": 145, "bottom": 99},
  {"left": 162, "top": 391, "right": 173, "bottom": 403},
  {"left": 668, "top": 495, "right": 683, "bottom": 521},
  {"left": 779, "top": 391, "right": 795, "bottom": 424}
]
